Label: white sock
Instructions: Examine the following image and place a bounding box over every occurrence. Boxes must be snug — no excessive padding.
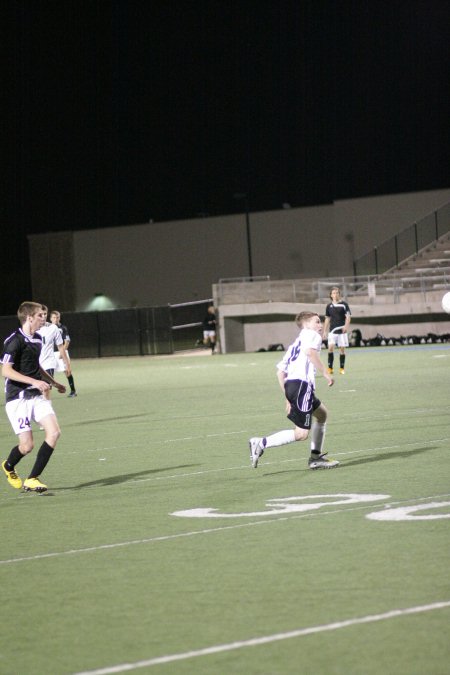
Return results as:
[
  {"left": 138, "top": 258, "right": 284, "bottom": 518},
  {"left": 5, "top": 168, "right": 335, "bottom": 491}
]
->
[
  {"left": 263, "top": 430, "right": 296, "bottom": 448},
  {"left": 310, "top": 421, "right": 326, "bottom": 454}
]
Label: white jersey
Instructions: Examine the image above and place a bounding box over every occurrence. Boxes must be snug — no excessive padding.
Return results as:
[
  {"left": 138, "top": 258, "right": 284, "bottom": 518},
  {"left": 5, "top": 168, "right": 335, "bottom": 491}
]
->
[
  {"left": 38, "top": 322, "right": 64, "bottom": 370},
  {"left": 276, "top": 327, "right": 322, "bottom": 385}
]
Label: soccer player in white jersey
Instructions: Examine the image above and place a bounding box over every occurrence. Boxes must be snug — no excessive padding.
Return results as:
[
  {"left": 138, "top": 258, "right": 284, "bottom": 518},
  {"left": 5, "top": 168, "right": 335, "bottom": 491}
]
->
[
  {"left": 323, "top": 286, "right": 351, "bottom": 374},
  {"left": 37, "top": 306, "right": 71, "bottom": 399},
  {"left": 50, "top": 310, "right": 77, "bottom": 397},
  {"left": 249, "top": 311, "right": 339, "bottom": 470}
]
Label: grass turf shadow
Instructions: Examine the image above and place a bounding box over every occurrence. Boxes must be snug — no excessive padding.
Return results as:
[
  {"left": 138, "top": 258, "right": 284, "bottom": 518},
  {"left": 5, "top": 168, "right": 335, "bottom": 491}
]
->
[
  {"left": 260, "top": 446, "right": 436, "bottom": 476},
  {"left": 52, "top": 464, "right": 200, "bottom": 490}
]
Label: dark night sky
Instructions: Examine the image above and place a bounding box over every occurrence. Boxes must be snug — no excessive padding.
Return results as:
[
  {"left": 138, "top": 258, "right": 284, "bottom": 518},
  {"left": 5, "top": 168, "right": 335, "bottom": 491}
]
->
[{"left": 2, "top": 0, "right": 450, "bottom": 314}]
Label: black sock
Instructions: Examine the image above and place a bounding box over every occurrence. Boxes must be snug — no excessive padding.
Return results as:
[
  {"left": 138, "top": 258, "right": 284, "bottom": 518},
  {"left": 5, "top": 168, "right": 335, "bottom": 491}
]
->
[
  {"left": 28, "top": 441, "right": 54, "bottom": 479},
  {"left": 67, "top": 374, "right": 76, "bottom": 392},
  {"left": 5, "top": 445, "right": 24, "bottom": 471},
  {"left": 328, "top": 353, "right": 334, "bottom": 368},
  {"left": 340, "top": 354, "right": 345, "bottom": 369}
]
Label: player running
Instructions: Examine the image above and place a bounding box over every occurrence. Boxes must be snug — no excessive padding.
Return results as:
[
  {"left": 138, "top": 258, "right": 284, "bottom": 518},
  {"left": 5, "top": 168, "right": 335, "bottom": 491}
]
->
[{"left": 248, "top": 311, "right": 339, "bottom": 470}]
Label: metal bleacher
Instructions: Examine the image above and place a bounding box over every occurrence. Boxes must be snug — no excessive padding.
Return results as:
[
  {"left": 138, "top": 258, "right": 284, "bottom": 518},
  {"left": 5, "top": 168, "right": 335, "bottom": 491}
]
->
[
  {"left": 350, "top": 201, "right": 450, "bottom": 303},
  {"left": 384, "top": 233, "right": 450, "bottom": 286},
  {"left": 355, "top": 230, "right": 450, "bottom": 304}
]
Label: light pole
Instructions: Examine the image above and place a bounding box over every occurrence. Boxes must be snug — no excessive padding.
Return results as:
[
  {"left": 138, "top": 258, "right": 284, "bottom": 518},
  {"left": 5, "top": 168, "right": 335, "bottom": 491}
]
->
[{"left": 233, "top": 192, "right": 253, "bottom": 278}]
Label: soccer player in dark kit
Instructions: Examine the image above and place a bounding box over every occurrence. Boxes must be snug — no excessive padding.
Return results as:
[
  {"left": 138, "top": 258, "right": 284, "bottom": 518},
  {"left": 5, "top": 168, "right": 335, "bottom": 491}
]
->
[
  {"left": 323, "top": 287, "right": 351, "bottom": 375},
  {"left": 1, "top": 301, "right": 66, "bottom": 493}
]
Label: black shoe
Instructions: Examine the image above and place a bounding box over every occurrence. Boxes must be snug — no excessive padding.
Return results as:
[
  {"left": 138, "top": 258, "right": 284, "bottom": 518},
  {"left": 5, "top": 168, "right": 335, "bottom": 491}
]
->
[{"left": 68, "top": 391, "right": 77, "bottom": 398}]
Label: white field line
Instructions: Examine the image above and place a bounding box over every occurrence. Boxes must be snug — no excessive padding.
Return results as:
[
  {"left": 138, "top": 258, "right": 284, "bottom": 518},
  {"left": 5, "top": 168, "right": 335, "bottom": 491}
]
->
[
  {"left": 72, "top": 600, "right": 450, "bottom": 675},
  {"left": 82, "top": 436, "right": 449, "bottom": 485},
  {"left": 3, "top": 437, "right": 447, "bottom": 496},
  {"left": 83, "top": 404, "right": 450, "bottom": 452},
  {"left": 0, "top": 437, "right": 448, "bottom": 507},
  {"left": 94, "top": 418, "right": 450, "bottom": 451},
  {"left": 1, "top": 492, "right": 449, "bottom": 566},
  {"left": 122, "top": 437, "right": 450, "bottom": 484},
  {"left": 85, "top": 429, "right": 253, "bottom": 452},
  {"left": 1, "top": 437, "right": 447, "bottom": 508}
]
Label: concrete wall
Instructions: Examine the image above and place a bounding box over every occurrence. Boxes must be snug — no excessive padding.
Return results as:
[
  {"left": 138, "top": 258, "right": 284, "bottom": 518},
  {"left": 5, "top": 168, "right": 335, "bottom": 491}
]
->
[
  {"left": 218, "top": 295, "right": 450, "bottom": 354},
  {"left": 73, "top": 216, "right": 248, "bottom": 310},
  {"left": 28, "top": 188, "right": 450, "bottom": 312}
]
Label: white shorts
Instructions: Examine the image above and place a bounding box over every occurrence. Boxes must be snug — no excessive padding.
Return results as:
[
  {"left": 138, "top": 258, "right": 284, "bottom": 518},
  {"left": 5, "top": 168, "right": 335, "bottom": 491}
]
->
[
  {"left": 54, "top": 351, "right": 70, "bottom": 372},
  {"left": 203, "top": 330, "right": 216, "bottom": 339},
  {"left": 40, "top": 356, "right": 57, "bottom": 371},
  {"left": 328, "top": 332, "right": 349, "bottom": 348},
  {"left": 5, "top": 396, "right": 56, "bottom": 435}
]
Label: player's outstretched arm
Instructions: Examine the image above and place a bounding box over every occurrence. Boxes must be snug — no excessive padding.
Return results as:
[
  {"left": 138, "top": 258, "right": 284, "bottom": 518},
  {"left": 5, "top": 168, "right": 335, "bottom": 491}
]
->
[
  {"left": 57, "top": 344, "right": 71, "bottom": 376},
  {"left": 2, "top": 363, "right": 51, "bottom": 392},
  {"left": 306, "top": 348, "right": 334, "bottom": 387},
  {"left": 39, "top": 367, "right": 67, "bottom": 394},
  {"left": 276, "top": 368, "right": 287, "bottom": 393}
]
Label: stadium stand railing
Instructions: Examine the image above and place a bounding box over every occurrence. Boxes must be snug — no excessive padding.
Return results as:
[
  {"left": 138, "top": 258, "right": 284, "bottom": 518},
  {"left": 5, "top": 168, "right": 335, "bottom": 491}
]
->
[
  {"left": 215, "top": 266, "right": 450, "bottom": 308},
  {"left": 170, "top": 298, "right": 213, "bottom": 352},
  {"left": 353, "top": 201, "right": 450, "bottom": 276}
]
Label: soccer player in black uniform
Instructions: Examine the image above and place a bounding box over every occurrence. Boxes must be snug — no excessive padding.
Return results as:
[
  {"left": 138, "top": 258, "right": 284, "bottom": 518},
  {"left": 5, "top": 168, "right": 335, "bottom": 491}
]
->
[
  {"left": 1, "top": 302, "right": 66, "bottom": 493},
  {"left": 323, "top": 287, "right": 351, "bottom": 374},
  {"left": 202, "top": 306, "right": 217, "bottom": 354}
]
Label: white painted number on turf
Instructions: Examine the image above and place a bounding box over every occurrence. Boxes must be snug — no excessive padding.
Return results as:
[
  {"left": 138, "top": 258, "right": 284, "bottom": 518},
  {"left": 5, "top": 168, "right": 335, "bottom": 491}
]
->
[
  {"left": 171, "top": 493, "right": 390, "bottom": 518},
  {"left": 366, "top": 501, "right": 450, "bottom": 521}
]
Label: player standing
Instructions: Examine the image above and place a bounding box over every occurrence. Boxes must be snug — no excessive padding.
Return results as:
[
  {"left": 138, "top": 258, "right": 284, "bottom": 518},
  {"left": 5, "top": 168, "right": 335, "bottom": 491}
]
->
[
  {"left": 1, "top": 301, "right": 66, "bottom": 493},
  {"left": 50, "top": 310, "right": 77, "bottom": 397},
  {"left": 323, "top": 287, "right": 351, "bottom": 375},
  {"left": 38, "top": 306, "right": 71, "bottom": 399},
  {"left": 202, "top": 306, "right": 217, "bottom": 354}
]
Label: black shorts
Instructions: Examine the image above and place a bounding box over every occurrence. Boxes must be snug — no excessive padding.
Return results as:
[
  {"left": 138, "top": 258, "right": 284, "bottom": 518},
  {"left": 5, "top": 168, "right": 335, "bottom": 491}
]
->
[{"left": 284, "top": 379, "right": 321, "bottom": 430}]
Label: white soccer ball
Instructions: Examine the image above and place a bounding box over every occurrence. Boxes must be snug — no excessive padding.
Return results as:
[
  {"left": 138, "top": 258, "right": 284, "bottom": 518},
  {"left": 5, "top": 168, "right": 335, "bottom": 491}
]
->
[{"left": 442, "top": 291, "right": 450, "bottom": 314}]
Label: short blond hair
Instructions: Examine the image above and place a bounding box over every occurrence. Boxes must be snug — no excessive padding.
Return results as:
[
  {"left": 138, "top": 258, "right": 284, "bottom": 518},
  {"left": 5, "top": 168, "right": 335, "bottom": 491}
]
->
[
  {"left": 17, "top": 302, "right": 43, "bottom": 325},
  {"left": 295, "top": 311, "right": 319, "bottom": 327}
]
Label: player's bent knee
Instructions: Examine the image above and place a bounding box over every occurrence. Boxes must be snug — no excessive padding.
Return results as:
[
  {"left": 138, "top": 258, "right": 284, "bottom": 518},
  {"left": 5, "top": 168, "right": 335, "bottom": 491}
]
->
[
  {"left": 314, "top": 405, "right": 328, "bottom": 423},
  {"left": 44, "top": 427, "right": 61, "bottom": 444},
  {"left": 294, "top": 428, "right": 309, "bottom": 441}
]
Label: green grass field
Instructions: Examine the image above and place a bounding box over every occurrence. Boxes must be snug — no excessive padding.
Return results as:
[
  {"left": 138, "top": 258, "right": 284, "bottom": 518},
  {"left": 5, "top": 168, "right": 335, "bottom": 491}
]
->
[{"left": 1, "top": 345, "right": 449, "bottom": 675}]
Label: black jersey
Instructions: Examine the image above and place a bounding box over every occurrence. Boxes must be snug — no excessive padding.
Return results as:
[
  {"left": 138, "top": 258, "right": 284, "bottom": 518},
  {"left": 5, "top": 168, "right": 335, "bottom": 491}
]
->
[
  {"left": 52, "top": 322, "right": 70, "bottom": 349},
  {"left": 1, "top": 329, "right": 44, "bottom": 402},
  {"left": 325, "top": 301, "right": 351, "bottom": 334},
  {"left": 203, "top": 312, "right": 216, "bottom": 331},
  {"left": 59, "top": 323, "right": 70, "bottom": 344}
]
